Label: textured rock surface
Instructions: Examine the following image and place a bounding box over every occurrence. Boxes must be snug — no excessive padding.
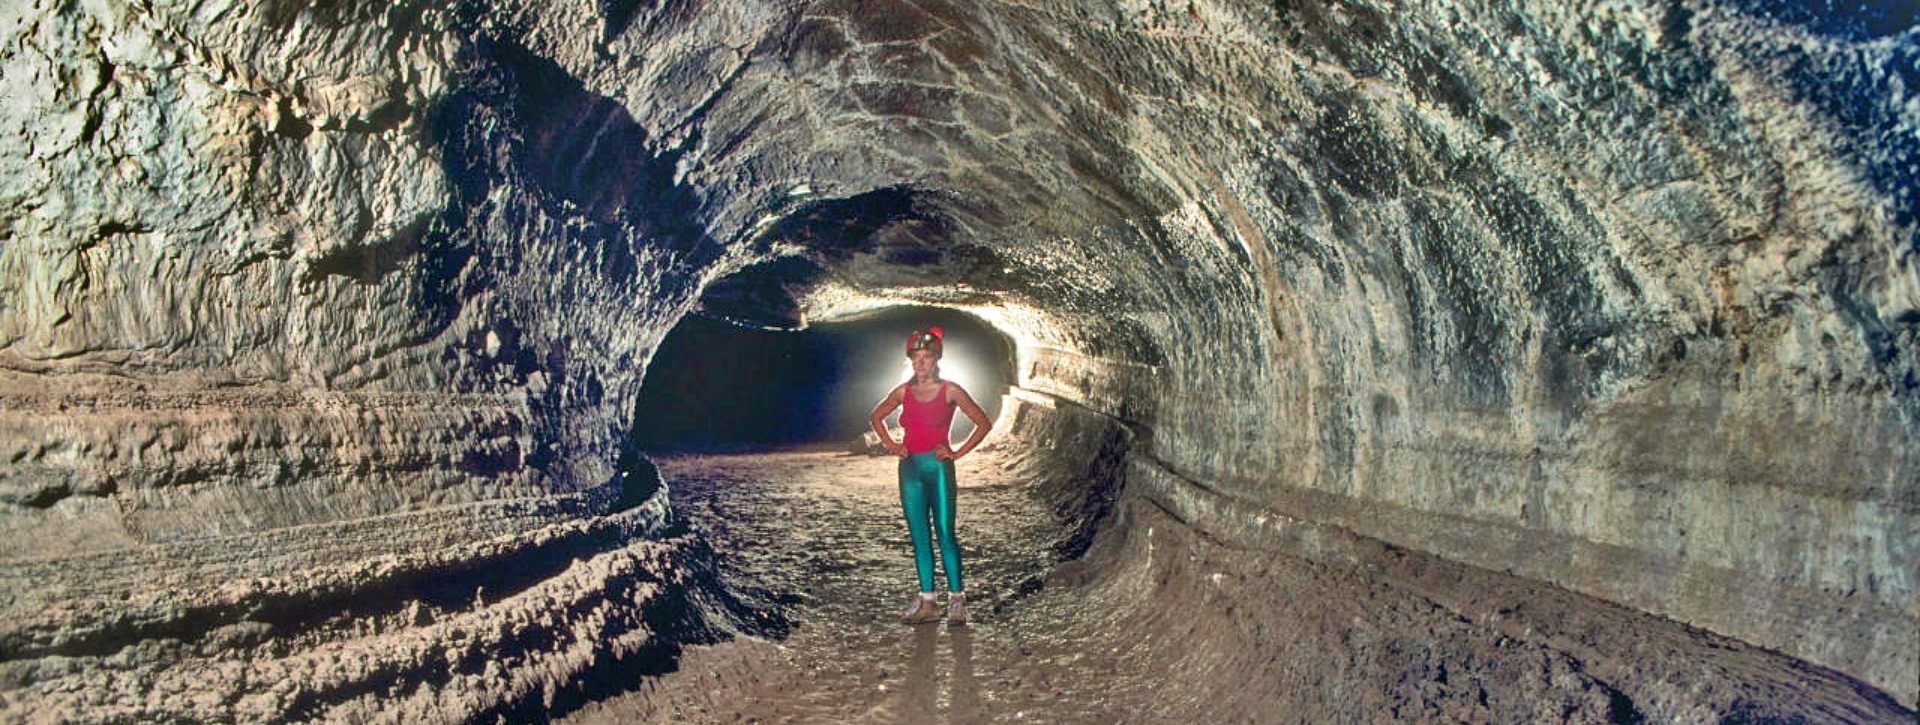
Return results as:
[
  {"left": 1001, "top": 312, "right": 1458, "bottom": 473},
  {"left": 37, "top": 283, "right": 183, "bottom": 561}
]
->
[
  {"left": 2, "top": 0, "right": 1914, "bottom": 717},
  {"left": 570, "top": 414, "right": 1911, "bottom": 724}
]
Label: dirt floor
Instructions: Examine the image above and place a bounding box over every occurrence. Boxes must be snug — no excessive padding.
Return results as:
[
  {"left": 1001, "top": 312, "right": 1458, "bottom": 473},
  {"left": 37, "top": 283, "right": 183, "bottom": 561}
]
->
[
  {"left": 560, "top": 446, "right": 1914, "bottom": 725},
  {"left": 562, "top": 446, "right": 1141, "bottom": 724}
]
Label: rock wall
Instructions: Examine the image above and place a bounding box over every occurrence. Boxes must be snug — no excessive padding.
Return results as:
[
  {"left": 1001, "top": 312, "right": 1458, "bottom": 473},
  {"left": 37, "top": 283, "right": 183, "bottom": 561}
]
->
[
  {"left": 0, "top": 0, "right": 734, "bottom": 552},
  {"left": 793, "top": 0, "right": 1919, "bottom": 699},
  {"left": 3, "top": 0, "right": 1913, "bottom": 711},
  {"left": 964, "top": 0, "right": 1920, "bottom": 698}
]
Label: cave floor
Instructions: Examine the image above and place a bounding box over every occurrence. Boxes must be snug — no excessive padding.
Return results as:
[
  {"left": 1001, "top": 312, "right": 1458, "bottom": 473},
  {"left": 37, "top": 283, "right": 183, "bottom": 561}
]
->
[
  {"left": 561, "top": 446, "right": 1913, "bottom": 725},
  {"left": 2, "top": 447, "right": 1906, "bottom": 723},
  {"left": 562, "top": 445, "right": 1146, "bottom": 724}
]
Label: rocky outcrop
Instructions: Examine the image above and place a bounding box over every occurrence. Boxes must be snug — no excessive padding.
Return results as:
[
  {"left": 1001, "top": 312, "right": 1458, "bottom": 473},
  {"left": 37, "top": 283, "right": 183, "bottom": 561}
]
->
[{"left": 2, "top": 0, "right": 1913, "bottom": 717}]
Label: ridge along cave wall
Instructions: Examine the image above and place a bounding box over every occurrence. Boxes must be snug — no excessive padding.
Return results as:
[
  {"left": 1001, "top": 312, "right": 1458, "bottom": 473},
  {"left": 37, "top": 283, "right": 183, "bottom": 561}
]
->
[{"left": 1, "top": 0, "right": 1914, "bottom": 713}]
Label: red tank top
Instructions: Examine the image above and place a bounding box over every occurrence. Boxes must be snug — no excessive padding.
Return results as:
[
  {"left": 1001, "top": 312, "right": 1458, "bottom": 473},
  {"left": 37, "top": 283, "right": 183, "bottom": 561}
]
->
[{"left": 899, "top": 381, "right": 956, "bottom": 454}]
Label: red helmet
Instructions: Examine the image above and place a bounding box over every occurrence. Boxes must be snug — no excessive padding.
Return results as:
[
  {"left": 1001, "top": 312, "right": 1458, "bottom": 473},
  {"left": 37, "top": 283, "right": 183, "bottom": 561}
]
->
[{"left": 906, "top": 327, "right": 944, "bottom": 356}]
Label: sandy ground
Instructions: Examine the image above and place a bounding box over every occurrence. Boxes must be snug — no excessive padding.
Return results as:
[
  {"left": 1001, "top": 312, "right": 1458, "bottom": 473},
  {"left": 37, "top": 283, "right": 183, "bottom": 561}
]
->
[{"left": 560, "top": 446, "right": 1913, "bottom": 725}]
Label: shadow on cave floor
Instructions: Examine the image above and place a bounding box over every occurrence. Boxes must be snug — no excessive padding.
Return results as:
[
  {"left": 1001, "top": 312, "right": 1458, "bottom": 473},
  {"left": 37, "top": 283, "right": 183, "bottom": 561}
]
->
[{"left": 558, "top": 438, "right": 1914, "bottom": 725}]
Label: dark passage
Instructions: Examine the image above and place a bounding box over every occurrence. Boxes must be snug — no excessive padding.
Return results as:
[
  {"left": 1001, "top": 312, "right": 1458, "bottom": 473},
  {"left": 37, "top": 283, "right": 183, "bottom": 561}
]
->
[{"left": 631, "top": 306, "right": 1015, "bottom": 452}]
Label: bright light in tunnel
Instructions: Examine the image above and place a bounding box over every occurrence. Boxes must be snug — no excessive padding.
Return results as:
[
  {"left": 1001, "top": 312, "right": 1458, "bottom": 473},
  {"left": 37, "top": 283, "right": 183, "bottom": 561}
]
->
[
  {"left": 907, "top": 355, "right": 971, "bottom": 393},
  {"left": 862, "top": 319, "right": 1010, "bottom": 443},
  {"left": 939, "top": 356, "right": 973, "bottom": 392},
  {"left": 879, "top": 346, "right": 992, "bottom": 442},
  {"left": 634, "top": 304, "right": 1014, "bottom": 451},
  {"left": 882, "top": 339, "right": 992, "bottom": 400}
]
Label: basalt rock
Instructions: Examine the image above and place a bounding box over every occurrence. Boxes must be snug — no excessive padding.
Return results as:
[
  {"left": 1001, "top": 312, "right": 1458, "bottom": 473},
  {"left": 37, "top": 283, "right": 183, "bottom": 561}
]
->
[{"left": 1, "top": 0, "right": 1913, "bottom": 718}]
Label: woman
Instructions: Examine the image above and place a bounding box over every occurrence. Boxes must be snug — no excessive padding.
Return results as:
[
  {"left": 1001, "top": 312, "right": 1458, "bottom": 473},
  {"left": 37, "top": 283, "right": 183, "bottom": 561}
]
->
[{"left": 868, "top": 326, "right": 993, "bottom": 625}]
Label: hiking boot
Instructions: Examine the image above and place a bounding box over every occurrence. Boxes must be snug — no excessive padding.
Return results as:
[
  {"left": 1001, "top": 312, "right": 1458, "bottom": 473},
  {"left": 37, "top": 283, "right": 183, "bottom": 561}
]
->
[
  {"left": 946, "top": 592, "right": 969, "bottom": 626},
  {"left": 902, "top": 593, "right": 940, "bottom": 625}
]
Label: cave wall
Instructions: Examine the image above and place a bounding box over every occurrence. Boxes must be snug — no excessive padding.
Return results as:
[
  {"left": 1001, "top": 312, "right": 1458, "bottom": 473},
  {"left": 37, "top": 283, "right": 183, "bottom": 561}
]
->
[
  {"left": 2, "top": 0, "right": 1913, "bottom": 707},
  {"left": 778, "top": 0, "right": 1918, "bottom": 698},
  {"left": 0, "top": 0, "right": 737, "bottom": 553},
  {"left": 947, "top": 0, "right": 1920, "bottom": 699}
]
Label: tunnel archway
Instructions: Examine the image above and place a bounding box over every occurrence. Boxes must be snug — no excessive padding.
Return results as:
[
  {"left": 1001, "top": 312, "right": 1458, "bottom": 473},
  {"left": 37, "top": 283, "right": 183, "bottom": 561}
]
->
[
  {"left": 631, "top": 305, "right": 1017, "bottom": 453},
  {"left": 3, "top": 0, "right": 1913, "bottom": 721}
]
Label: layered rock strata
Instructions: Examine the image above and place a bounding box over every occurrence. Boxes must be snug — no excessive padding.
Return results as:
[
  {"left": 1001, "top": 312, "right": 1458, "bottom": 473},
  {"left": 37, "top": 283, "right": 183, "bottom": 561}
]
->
[{"left": 2, "top": 0, "right": 1913, "bottom": 717}]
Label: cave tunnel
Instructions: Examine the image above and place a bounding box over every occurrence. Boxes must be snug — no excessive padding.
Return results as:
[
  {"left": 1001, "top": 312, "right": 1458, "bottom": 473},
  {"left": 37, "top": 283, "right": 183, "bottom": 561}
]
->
[
  {"left": 631, "top": 305, "right": 1015, "bottom": 452},
  {"left": 1, "top": 0, "right": 1915, "bottom": 723}
]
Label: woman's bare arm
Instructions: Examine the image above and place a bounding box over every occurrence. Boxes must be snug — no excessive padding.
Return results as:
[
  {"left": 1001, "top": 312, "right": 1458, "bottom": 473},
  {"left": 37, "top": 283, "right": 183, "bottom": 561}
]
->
[
  {"left": 940, "top": 384, "right": 993, "bottom": 459},
  {"left": 868, "top": 385, "right": 908, "bottom": 456}
]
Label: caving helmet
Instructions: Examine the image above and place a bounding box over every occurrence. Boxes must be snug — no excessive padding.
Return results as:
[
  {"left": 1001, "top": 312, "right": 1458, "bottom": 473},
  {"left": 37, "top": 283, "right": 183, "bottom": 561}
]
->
[{"left": 906, "top": 327, "right": 944, "bottom": 357}]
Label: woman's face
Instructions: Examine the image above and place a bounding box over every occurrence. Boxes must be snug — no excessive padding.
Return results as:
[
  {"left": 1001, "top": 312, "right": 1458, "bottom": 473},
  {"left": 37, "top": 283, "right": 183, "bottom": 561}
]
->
[{"left": 909, "top": 348, "right": 940, "bottom": 379}]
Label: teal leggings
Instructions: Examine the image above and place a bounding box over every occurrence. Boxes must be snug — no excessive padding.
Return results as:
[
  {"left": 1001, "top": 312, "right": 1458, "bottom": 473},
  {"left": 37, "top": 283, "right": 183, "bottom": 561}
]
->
[{"left": 898, "top": 452, "right": 963, "bottom": 592}]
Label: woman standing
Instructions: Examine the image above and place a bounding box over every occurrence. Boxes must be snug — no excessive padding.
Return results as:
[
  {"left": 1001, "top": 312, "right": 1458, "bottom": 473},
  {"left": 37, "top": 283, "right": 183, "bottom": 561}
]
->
[{"left": 868, "top": 327, "right": 993, "bottom": 625}]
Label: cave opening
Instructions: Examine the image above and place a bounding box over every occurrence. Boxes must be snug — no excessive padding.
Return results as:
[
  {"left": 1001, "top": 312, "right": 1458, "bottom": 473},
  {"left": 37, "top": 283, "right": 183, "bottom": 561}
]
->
[{"left": 630, "top": 305, "right": 1017, "bottom": 453}]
